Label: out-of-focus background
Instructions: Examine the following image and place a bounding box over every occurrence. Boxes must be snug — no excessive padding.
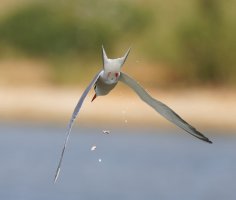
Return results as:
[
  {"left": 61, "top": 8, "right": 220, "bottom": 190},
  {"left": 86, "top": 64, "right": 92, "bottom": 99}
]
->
[
  {"left": 0, "top": 0, "right": 235, "bottom": 128},
  {"left": 0, "top": 0, "right": 235, "bottom": 200}
]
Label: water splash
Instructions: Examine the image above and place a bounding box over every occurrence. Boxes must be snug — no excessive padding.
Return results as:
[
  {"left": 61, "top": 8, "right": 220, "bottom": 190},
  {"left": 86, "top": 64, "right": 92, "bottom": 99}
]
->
[
  {"left": 90, "top": 145, "right": 97, "bottom": 151},
  {"left": 103, "top": 130, "right": 110, "bottom": 134}
]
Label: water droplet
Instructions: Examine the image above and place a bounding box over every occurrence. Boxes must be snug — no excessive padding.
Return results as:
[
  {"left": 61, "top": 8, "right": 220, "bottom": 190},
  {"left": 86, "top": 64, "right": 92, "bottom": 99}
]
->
[
  {"left": 90, "top": 145, "right": 97, "bottom": 151},
  {"left": 103, "top": 130, "right": 110, "bottom": 134}
]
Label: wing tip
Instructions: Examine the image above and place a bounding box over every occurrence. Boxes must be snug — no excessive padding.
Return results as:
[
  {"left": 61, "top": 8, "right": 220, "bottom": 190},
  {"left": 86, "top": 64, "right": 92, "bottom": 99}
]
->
[
  {"left": 200, "top": 135, "right": 212, "bottom": 144},
  {"left": 187, "top": 125, "right": 213, "bottom": 144},
  {"left": 54, "top": 168, "right": 60, "bottom": 184},
  {"left": 205, "top": 138, "right": 213, "bottom": 144},
  {"left": 197, "top": 133, "right": 213, "bottom": 144}
]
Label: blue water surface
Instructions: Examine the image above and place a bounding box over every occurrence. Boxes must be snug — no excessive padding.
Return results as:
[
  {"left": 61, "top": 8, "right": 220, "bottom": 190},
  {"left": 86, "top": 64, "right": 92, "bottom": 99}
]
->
[{"left": 0, "top": 122, "right": 235, "bottom": 200}]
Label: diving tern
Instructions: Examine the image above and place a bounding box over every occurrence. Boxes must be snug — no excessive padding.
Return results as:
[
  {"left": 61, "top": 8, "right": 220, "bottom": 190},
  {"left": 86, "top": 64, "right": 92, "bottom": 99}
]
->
[{"left": 54, "top": 46, "right": 212, "bottom": 183}]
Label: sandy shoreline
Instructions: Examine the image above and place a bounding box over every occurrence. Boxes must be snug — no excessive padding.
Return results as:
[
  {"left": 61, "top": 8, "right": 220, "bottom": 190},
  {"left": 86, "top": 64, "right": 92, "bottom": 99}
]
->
[{"left": 0, "top": 86, "right": 236, "bottom": 131}]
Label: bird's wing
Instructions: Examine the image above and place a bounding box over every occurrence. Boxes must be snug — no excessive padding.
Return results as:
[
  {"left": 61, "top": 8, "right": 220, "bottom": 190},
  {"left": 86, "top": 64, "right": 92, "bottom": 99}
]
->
[
  {"left": 119, "top": 72, "right": 212, "bottom": 144},
  {"left": 54, "top": 70, "right": 102, "bottom": 183}
]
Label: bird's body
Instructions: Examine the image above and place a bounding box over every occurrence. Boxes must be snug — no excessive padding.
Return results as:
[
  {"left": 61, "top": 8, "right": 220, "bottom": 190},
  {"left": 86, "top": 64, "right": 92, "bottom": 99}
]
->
[
  {"left": 54, "top": 46, "right": 212, "bottom": 183},
  {"left": 92, "top": 47, "right": 126, "bottom": 99},
  {"left": 94, "top": 76, "right": 117, "bottom": 96}
]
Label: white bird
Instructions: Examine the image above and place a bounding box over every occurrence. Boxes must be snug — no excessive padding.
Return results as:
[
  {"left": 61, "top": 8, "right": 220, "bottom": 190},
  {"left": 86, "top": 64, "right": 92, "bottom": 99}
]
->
[{"left": 54, "top": 46, "right": 212, "bottom": 183}]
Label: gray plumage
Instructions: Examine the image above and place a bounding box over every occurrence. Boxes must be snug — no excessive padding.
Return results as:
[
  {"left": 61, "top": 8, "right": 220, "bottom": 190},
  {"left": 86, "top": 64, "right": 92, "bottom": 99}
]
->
[
  {"left": 54, "top": 70, "right": 102, "bottom": 183},
  {"left": 119, "top": 72, "right": 212, "bottom": 143},
  {"left": 54, "top": 47, "right": 212, "bottom": 183}
]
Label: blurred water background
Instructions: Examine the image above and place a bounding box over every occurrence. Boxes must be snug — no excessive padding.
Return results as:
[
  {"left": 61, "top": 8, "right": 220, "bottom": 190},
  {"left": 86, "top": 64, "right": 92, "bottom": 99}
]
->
[
  {"left": 0, "top": 123, "right": 235, "bottom": 200},
  {"left": 0, "top": 0, "right": 236, "bottom": 199}
]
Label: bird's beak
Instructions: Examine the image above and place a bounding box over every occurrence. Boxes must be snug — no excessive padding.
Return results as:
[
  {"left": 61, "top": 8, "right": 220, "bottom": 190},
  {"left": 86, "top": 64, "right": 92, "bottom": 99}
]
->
[{"left": 91, "top": 93, "right": 97, "bottom": 102}]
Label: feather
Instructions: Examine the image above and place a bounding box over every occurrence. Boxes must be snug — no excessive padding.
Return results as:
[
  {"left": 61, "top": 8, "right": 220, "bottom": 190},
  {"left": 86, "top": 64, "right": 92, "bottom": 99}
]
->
[
  {"left": 54, "top": 70, "right": 102, "bottom": 183},
  {"left": 119, "top": 72, "right": 212, "bottom": 143}
]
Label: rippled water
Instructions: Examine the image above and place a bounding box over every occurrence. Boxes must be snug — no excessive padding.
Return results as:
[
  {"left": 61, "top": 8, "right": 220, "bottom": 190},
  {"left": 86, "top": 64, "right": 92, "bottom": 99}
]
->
[{"left": 0, "top": 122, "right": 235, "bottom": 200}]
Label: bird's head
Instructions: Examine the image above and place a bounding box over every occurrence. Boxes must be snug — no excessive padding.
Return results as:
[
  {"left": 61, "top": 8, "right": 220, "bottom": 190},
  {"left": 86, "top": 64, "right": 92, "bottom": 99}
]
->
[{"left": 101, "top": 46, "right": 130, "bottom": 84}]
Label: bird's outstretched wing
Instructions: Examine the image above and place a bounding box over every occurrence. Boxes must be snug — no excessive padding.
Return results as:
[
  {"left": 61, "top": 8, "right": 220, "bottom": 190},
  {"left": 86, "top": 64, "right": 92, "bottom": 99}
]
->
[
  {"left": 119, "top": 72, "right": 212, "bottom": 144},
  {"left": 54, "top": 70, "right": 102, "bottom": 183}
]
